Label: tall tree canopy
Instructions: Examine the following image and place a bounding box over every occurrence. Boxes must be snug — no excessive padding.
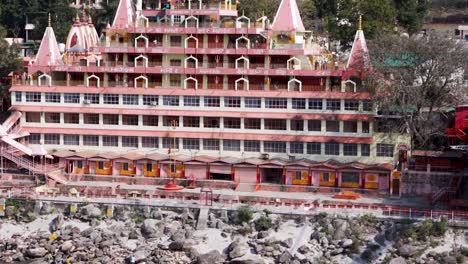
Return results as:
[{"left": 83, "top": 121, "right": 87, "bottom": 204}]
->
[
  {"left": 394, "top": 0, "right": 429, "bottom": 35},
  {"left": 368, "top": 33, "right": 468, "bottom": 149},
  {"left": 0, "top": 26, "right": 22, "bottom": 106}
]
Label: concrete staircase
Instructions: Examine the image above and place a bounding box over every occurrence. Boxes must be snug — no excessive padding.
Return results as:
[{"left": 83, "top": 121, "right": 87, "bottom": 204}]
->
[{"left": 196, "top": 207, "right": 210, "bottom": 230}]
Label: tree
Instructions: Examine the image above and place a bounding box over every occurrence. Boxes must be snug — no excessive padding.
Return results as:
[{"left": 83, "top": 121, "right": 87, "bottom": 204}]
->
[
  {"left": 0, "top": 26, "right": 22, "bottom": 109},
  {"left": 238, "top": 0, "right": 280, "bottom": 21},
  {"left": 298, "top": 0, "right": 318, "bottom": 31},
  {"left": 368, "top": 33, "right": 468, "bottom": 150},
  {"left": 394, "top": 0, "right": 428, "bottom": 35},
  {"left": 88, "top": 0, "right": 119, "bottom": 35},
  {"left": 314, "top": 0, "right": 397, "bottom": 49}
]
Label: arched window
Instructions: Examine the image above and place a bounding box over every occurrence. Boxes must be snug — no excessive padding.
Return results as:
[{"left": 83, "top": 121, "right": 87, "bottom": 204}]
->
[
  {"left": 134, "top": 54, "right": 148, "bottom": 67},
  {"left": 235, "top": 56, "right": 249, "bottom": 69},
  {"left": 185, "top": 35, "right": 199, "bottom": 48},
  {"left": 38, "top": 73, "right": 52, "bottom": 86},
  {"left": 235, "top": 77, "right": 249, "bottom": 91},
  {"left": 184, "top": 77, "right": 198, "bottom": 90},
  {"left": 184, "top": 55, "right": 198, "bottom": 68},
  {"left": 184, "top": 16, "right": 199, "bottom": 28},
  {"left": 236, "top": 36, "right": 250, "bottom": 49},
  {"left": 344, "top": 80, "right": 356, "bottom": 93},
  {"left": 86, "top": 54, "right": 101, "bottom": 67},
  {"left": 134, "top": 35, "right": 149, "bottom": 48},
  {"left": 135, "top": 75, "right": 148, "bottom": 88},
  {"left": 137, "top": 15, "right": 149, "bottom": 28},
  {"left": 86, "top": 74, "right": 100, "bottom": 87},
  {"left": 288, "top": 78, "right": 302, "bottom": 92},
  {"left": 287, "top": 57, "right": 301, "bottom": 70},
  {"left": 236, "top": 15, "right": 250, "bottom": 29}
]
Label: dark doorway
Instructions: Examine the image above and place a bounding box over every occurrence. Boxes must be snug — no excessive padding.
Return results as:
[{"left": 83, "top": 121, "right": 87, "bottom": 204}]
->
[
  {"left": 210, "top": 173, "right": 231, "bottom": 181},
  {"left": 392, "top": 179, "right": 400, "bottom": 196},
  {"left": 261, "top": 168, "right": 283, "bottom": 184}
]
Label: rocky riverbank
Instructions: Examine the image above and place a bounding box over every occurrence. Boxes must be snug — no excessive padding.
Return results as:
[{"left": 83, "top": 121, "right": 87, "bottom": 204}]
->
[{"left": 0, "top": 201, "right": 467, "bottom": 263}]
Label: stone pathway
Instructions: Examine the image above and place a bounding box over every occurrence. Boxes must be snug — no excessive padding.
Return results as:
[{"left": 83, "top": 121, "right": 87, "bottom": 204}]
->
[{"left": 196, "top": 207, "right": 210, "bottom": 230}]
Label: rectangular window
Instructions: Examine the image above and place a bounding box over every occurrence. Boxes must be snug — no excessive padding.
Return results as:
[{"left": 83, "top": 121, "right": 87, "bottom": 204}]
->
[
  {"left": 83, "top": 135, "right": 99, "bottom": 146},
  {"left": 265, "top": 98, "right": 287, "bottom": 109},
  {"left": 146, "top": 163, "right": 152, "bottom": 171},
  {"left": 26, "top": 92, "right": 41, "bottom": 102},
  {"left": 44, "top": 134, "right": 60, "bottom": 145},
  {"left": 84, "top": 93, "right": 100, "bottom": 104},
  {"left": 44, "top": 113, "right": 60, "bottom": 123},
  {"left": 244, "top": 140, "right": 260, "bottom": 152},
  {"left": 224, "top": 96, "right": 241, "bottom": 108},
  {"left": 63, "top": 134, "right": 79, "bottom": 145},
  {"left": 322, "top": 172, "right": 330, "bottom": 182},
  {"left": 362, "top": 121, "right": 370, "bottom": 133},
  {"left": 204, "top": 96, "right": 220, "bottom": 107},
  {"left": 103, "top": 114, "right": 119, "bottom": 125},
  {"left": 64, "top": 93, "right": 80, "bottom": 104},
  {"left": 308, "top": 99, "right": 323, "bottom": 110},
  {"left": 344, "top": 100, "right": 359, "bottom": 111},
  {"left": 245, "top": 97, "right": 261, "bottom": 108},
  {"left": 325, "top": 142, "right": 340, "bottom": 155},
  {"left": 343, "top": 121, "right": 358, "bottom": 133},
  {"left": 169, "top": 75, "right": 181, "bottom": 87},
  {"left": 290, "top": 142, "right": 304, "bottom": 154},
  {"left": 103, "top": 136, "right": 118, "bottom": 147},
  {"left": 122, "top": 94, "right": 139, "bottom": 105},
  {"left": 143, "top": 95, "right": 158, "bottom": 106},
  {"left": 170, "top": 36, "right": 182, "bottom": 47},
  {"left": 292, "top": 98, "right": 306, "bottom": 109},
  {"left": 343, "top": 143, "right": 358, "bottom": 156},
  {"left": 183, "top": 96, "right": 200, "bottom": 107},
  {"left": 183, "top": 138, "right": 200, "bottom": 150},
  {"left": 45, "top": 92, "right": 61, "bottom": 103},
  {"left": 163, "top": 116, "right": 179, "bottom": 127},
  {"left": 162, "top": 137, "right": 179, "bottom": 149},
  {"left": 291, "top": 119, "right": 304, "bottom": 131},
  {"left": 341, "top": 172, "right": 360, "bottom": 183},
  {"left": 142, "top": 137, "right": 159, "bottom": 148},
  {"left": 307, "top": 142, "right": 321, "bottom": 155},
  {"left": 264, "top": 141, "right": 287, "bottom": 153},
  {"left": 122, "top": 136, "right": 139, "bottom": 148},
  {"left": 29, "top": 133, "right": 41, "bottom": 144},
  {"left": 361, "top": 144, "right": 370, "bottom": 156},
  {"left": 308, "top": 120, "right": 322, "bottom": 132},
  {"left": 103, "top": 94, "right": 119, "bottom": 104},
  {"left": 223, "top": 139, "right": 240, "bottom": 151},
  {"left": 76, "top": 160, "right": 83, "bottom": 168},
  {"left": 183, "top": 116, "right": 200, "bottom": 127},
  {"left": 64, "top": 113, "right": 79, "bottom": 124},
  {"left": 25, "top": 112, "right": 41, "bottom": 123},
  {"left": 143, "top": 115, "right": 159, "bottom": 126},
  {"left": 203, "top": 139, "right": 219, "bottom": 150},
  {"left": 123, "top": 163, "right": 129, "bottom": 171},
  {"left": 326, "top": 99, "right": 341, "bottom": 110},
  {"left": 244, "top": 118, "right": 261, "bottom": 129},
  {"left": 362, "top": 100, "right": 373, "bottom": 112},
  {"left": 98, "top": 162, "right": 104, "bottom": 170},
  {"left": 224, "top": 118, "right": 241, "bottom": 129},
  {"left": 163, "top": 95, "right": 179, "bottom": 106},
  {"left": 376, "top": 144, "right": 394, "bottom": 157},
  {"left": 204, "top": 117, "right": 220, "bottom": 128},
  {"left": 264, "top": 119, "right": 287, "bottom": 130},
  {"left": 122, "top": 115, "right": 139, "bottom": 126},
  {"left": 84, "top": 113, "right": 100, "bottom": 124},
  {"left": 326, "top": 120, "right": 340, "bottom": 132},
  {"left": 170, "top": 59, "right": 182, "bottom": 67},
  {"left": 15, "top": 92, "right": 22, "bottom": 102}
]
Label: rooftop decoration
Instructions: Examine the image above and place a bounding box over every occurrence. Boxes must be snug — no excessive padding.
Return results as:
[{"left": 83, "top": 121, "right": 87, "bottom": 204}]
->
[{"left": 271, "top": 0, "right": 305, "bottom": 32}]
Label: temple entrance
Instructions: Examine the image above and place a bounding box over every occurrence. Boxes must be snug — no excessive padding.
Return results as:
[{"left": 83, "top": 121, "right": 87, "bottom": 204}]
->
[
  {"left": 261, "top": 168, "right": 283, "bottom": 184},
  {"left": 392, "top": 179, "right": 400, "bottom": 196},
  {"left": 210, "top": 173, "right": 231, "bottom": 181}
]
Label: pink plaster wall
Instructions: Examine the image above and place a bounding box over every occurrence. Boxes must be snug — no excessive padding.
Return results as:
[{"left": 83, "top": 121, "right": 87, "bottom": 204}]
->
[
  {"left": 235, "top": 167, "right": 257, "bottom": 183},
  {"left": 185, "top": 164, "right": 206, "bottom": 179}
]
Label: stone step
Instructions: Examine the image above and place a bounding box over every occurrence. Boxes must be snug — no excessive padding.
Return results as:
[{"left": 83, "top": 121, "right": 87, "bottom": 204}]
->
[{"left": 196, "top": 207, "right": 210, "bottom": 230}]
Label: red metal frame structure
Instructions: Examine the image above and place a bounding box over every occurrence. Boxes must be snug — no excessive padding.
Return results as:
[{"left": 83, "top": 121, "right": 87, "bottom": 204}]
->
[{"left": 446, "top": 105, "right": 468, "bottom": 146}]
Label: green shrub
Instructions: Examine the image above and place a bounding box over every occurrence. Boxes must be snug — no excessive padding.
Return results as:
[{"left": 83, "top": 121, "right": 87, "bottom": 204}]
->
[
  {"left": 238, "top": 206, "right": 253, "bottom": 223},
  {"left": 419, "top": 219, "right": 433, "bottom": 239},
  {"left": 432, "top": 218, "right": 448, "bottom": 237},
  {"left": 255, "top": 216, "right": 273, "bottom": 231}
]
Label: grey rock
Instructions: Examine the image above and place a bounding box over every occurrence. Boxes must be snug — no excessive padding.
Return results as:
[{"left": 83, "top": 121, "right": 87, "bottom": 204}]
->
[
  {"left": 229, "top": 242, "right": 249, "bottom": 259},
  {"left": 374, "top": 233, "right": 386, "bottom": 246},
  {"left": 280, "top": 238, "right": 293, "bottom": 248},
  {"left": 80, "top": 204, "right": 101, "bottom": 218},
  {"left": 389, "top": 257, "right": 407, "bottom": 264},
  {"left": 5, "top": 206, "right": 15, "bottom": 217},
  {"left": 134, "top": 249, "right": 150, "bottom": 262},
  {"left": 197, "top": 250, "right": 225, "bottom": 264},
  {"left": 40, "top": 203, "right": 53, "bottom": 215},
  {"left": 443, "top": 256, "right": 457, "bottom": 264},
  {"left": 50, "top": 214, "right": 64, "bottom": 232},
  {"left": 26, "top": 247, "right": 48, "bottom": 258},
  {"left": 169, "top": 241, "right": 184, "bottom": 251},
  {"left": 341, "top": 239, "right": 353, "bottom": 248},
  {"left": 298, "top": 245, "right": 309, "bottom": 254},
  {"left": 398, "top": 244, "right": 416, "bottom": 258},
  {"left": 257, "top": 231, "right": 270, "bottom": 239},
  {"left": 279, "top": 251, "right": 293, "bottom": 263},
  {"left": 141, "top": 219, "right": 160, "bottom": 238},
  {"left": 330, "top": 248, "right": 343, "bottom": 256},
  {"left": 151, "top": 208, "right": 163, "bottom": 220},
  {"left": 60, "top": 240, "right": 73, "bottom": 252},
  {"left": 171, "top": 230, "right": 186, "bottom": 242},
  {"left": 128, "top": 228, "right": 142, "bottom": 240},
  {"left": 230, "top": 254, "right": 266, "bottom": 264},
  {"left": 216, "top": 219, "right": 225, "bottom": 229}
]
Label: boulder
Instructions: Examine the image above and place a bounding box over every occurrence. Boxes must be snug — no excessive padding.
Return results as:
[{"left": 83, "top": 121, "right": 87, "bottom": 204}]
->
[
  {"left": 40, "top": 203, "right": 53, "bottom": 215},
  {"left": 169, "top": 241, "right": 184, "bottom": 251},
  {"left": 398, "top": 244, "right": 416, "bottom": 258},
  {"left": 230, "top": 254, "right": 266, "bottom": 264},
  {"left": 141, "top": 219, "right": 160, "bottom": 238},
  {"left": 298, "top": 245, "right": 309, "bottom": 254},
  {"left": 229, "top": 242, "right": 249, "bottom": 259},
  {"left": 340, "top": 239, "right": 353, "bottom": 248},
  {"left": 197, "top": 250, "right": 225, "bottom": 264},
  {"left": 280, "top": 238, "right": 293, "bottom": 248},
  {"left": 442, "top": 256, "right": 457, "bottom": 264},
  {"left": 80, "top": 204, "right": 101, "bottom": 218},
  {"left": 257, "top": 231, "right": 270, "bottom": 239},
  {"left": 332, "top": 219, "right": 348, "bottom": 240},
  {"left": 26, "top": 247, "right": 48, "bottom": 258},
  {"left": 5, "top": 206, "right": 15, "bottom": 217},
  {"left": 389, "top": 257, "right": 407, "bottom": 264},
  {"left": 60, "top": 241, "right": 73, "bottom": 252},
  {"left": 171, "top": 230, "right": 186, "bottom": 242},
  {"left": 374, "top": 233, "right": 386, "bottom": 246},
  {"left": 134, "top": 249, "right": 150, "bottom": 262},
  {"left": 279, "top": 251, "right": 293, "bottom": 264}
]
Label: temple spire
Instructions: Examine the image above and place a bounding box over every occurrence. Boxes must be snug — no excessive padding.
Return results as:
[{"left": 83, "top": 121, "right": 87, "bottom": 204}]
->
[
  {"left": 347, "top": 16, "right": 371, "bottom": 70},
  {"left": 112, "top": 0, "right": 135, "bottom": 28},
  {"left": 33, "top": 15, "right": 62, "bottom": 67},
  {"left": 271, "top": 0, "right": 305, "bottom": 32},
  {"left": 358, "top": 15, "right": 362, "bottom": 31},
  {"left": 48, "top": 13, "right": 51, "bottom": 27}
]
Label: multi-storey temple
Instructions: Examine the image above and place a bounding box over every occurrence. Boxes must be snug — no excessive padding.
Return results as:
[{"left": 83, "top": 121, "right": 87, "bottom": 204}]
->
[{"left": 7, "top": 0, "right": 410, "bottom": 194}]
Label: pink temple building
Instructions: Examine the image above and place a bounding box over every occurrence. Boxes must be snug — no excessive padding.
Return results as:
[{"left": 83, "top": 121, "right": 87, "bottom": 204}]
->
[{"left": 7, "top": 0, "right": 410, "bottom": 195}]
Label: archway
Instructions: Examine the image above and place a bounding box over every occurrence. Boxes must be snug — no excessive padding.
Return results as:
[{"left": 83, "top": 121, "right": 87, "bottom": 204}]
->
[
  {"left": 86, "top": 54, "right": 101, "bottom": 67},
  {"left": 135, "top": 75, "right": 148, "bottom": 88},
  {"left": 185, "top": 35, "right": 199, "bottom": 48},
  {"left": 184, "top": 77, "right": 198, "bottom": 90},
  {"left": 135, "top": 35, "right": 149, "bottom": 48},
  {"left": 137, "top": 15, "right": 149, "bottom": 28},
  {"left": 184, "top": 16, "right": 199, "bottom": 28},
  {"left": 135, "top": 54, "right": 149, "bottom": 67},
  {"left": 235, "top": 77, "right": 249, "bottom": 91},
  {"left": 235, "top": 56, "right": 249, "bottom": 69},
  {"left": 184, "top": 55, "right": 198, "bottom": 68},
  {"left": 236, "top": 15, "right": 250, "bottom": 29},
  {"left": 288, "top": 78, "right": 302, "bottom": 92},
  {"left": 86, "top": 74, "right": 100, "bottom": 87},
  {"left": 236, "top": 36, "right": 250, "bottom": 49},
  {"left": 344, "top": 80, "right": 356, "bottom": 93},
  {"left": 287, "top": 57, "right": 301, "bottom": 70},
  {"left": 38, "top": 73, "right": 52, "bottom": 86}
]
